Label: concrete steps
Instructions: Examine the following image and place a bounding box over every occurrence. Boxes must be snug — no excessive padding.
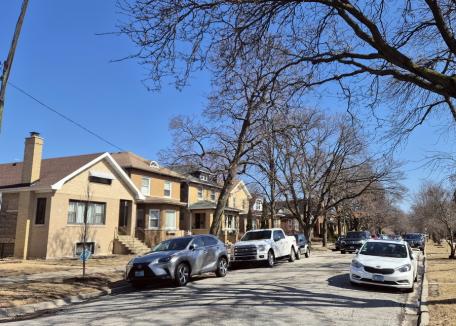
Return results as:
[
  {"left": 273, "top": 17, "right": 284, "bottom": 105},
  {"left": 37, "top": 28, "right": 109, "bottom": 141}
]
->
[{"left": 116, "top": 235, "right": 149, "bottom": 255}]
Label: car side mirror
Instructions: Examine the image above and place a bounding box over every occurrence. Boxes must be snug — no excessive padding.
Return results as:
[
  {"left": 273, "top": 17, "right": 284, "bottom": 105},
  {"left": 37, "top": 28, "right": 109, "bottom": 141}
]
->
[
  {"left": 189, "top": 244, "right": 197, "bottom": 251},
  {"left": 274, "top": 238, "right": 280, "bottom": 242},
  {"left": 355, "top": 249, "right": 359, "bottom": 254}
]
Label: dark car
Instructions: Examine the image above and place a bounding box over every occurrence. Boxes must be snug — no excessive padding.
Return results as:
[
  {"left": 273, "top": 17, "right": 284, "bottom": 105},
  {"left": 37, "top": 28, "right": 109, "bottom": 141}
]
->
[
  {"left": 294, "top": 233, "right": 310, "bottom": 258},
  {"left": 403, "top": 233, "right": 425, "bottom": 252},
  {"left": 341, "top": 231, "right": 371, "bottom": 254},
  {"left": 125, "top": 235, "right": 229, "bottom": 288},
  {"left": 335, "top": 235, "right": 346, "bottom": 250}
]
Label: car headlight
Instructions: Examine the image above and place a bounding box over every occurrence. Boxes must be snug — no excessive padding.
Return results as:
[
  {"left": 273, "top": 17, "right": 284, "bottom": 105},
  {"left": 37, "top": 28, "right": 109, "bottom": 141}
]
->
[
  {"left": 258, "top": 245, "right": 266, "bottom": 252},
  {"left": 351, "top": 259, "right": 363, "bottom": 269},
  {"left": 158, "top": 256, "right": 172, "bottom": 263},
  {"left": 396, "top": 264, "right": 411, "bottom": 273}
]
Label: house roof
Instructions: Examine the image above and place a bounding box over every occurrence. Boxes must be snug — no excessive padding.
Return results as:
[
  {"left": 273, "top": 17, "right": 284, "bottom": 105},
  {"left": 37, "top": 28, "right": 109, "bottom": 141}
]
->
[
  {"left": 168, "top": 165, "right": 222, "bottom": 188},
  {"left": 111, "top": 152, "right": 185, "bottom": 180},
  {"left": 189, "top": 200, "right": 241, "bottom": 212},
  {"left": 0, "top": 153, "right": 103, "bottom": 189}
]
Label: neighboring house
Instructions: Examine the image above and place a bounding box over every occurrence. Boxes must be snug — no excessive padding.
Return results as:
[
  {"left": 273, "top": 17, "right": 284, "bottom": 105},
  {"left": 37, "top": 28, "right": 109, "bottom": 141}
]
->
[
  {"left": 111, "top": 152, "right": 187, "bottom": 248},
  {"left": 0, "top": 132, "right": 144, "bottom": 259},
  {"left": 239, "top": 197, "right": 263, "bottom": 234}
]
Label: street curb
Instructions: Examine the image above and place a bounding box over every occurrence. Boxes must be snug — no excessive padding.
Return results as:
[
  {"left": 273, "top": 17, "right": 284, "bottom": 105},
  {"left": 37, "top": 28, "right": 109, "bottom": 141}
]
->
[
  {"left": 0, "top": 284, "right": 131, "bottom": 322},
  {"left": 418, "top": 252, "right": 429, "bottom": 326}
]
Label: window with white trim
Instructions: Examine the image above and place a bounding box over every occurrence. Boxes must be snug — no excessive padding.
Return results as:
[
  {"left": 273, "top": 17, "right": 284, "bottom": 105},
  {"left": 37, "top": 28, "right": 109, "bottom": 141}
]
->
[
  {"left": 141, "top": 177, "right": 150, "bottom": 196},
  {"left": 233, "top": 197, "right": 236, "bottom": 208},
  {"left": 67, "top": 200, "right": 106, "bottom": 225},
  {"left": 165, "top": 210, "right": 176, "bottom": 230},
  {"left": 210, "top": 190, "right": 216, "bottom": 201},
  {"left": 164, "top": 181, "right": 172, "bottom": 197},
  {"left": 148, "top": 209, "right": 160, "bottom": 229},
  {"left": 225, "top": 215, "right": 235, "bottom": 230},
  {"left": 200, "top": 174, "right": 208, "bottom": 181},
  {"left": 197, "top": 186, "right": 203, "bottom": 200},
  {"left": 254, "top": 198, "right": 263, "bottom": 211}
]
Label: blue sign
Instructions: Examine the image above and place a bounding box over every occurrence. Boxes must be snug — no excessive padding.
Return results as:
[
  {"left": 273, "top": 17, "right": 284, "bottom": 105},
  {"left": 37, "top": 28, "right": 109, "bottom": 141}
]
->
[{"left": 79, "top": 249, "right": 92, "bottom": 262}]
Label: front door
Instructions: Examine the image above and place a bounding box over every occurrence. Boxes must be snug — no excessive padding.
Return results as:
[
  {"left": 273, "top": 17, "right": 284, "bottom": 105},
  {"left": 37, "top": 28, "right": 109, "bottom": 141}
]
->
[{"left": 118, "top": 200, "right": 132, "bottom": 235}]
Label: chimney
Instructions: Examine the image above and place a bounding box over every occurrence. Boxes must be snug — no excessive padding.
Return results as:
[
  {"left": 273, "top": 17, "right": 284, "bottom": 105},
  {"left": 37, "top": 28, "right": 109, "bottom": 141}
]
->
[{"left": 21, "top": 132, "right": 43, "bottom": 184}]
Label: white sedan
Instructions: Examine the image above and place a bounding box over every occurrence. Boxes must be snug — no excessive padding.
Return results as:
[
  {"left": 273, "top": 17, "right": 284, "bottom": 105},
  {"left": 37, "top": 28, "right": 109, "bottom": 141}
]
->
[{"left": 349, "top": 239, "right": 418, "bottom": 292}]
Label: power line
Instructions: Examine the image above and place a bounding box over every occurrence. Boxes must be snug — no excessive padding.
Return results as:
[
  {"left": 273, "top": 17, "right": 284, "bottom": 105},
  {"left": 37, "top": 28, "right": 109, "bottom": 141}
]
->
[{"left": 8, "top": 82, "right": 126, "bottom": 152}]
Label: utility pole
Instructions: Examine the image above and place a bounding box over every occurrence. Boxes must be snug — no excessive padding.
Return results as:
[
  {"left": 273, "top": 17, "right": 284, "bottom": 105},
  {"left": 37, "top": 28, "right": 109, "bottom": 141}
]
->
[{"left": 0, "top": 0, "right": 29, "bottom": 132}]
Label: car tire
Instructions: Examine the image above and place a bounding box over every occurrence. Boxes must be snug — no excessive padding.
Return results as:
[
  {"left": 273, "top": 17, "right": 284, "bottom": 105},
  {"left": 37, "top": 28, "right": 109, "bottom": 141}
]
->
[
  {"left": 305, "top": 248, "right": 310, "bottom": 258},
  {"left": 341, "top": 250, "right": 346, "bottom": 254},
  {"left": 295, "top": 248, "right": 301, "bottom": 260},
  {"left": 216, "top": 257, "right": 228, "bottom": 277},
  {"left": 289, "top": 248, "right": 296, "bottom": 262},
  {"left": 174, "top": 262, "right": 190, "bottom": 287},
  {"left": 266, "top": 250, "right": 275, "bottom": 268}
]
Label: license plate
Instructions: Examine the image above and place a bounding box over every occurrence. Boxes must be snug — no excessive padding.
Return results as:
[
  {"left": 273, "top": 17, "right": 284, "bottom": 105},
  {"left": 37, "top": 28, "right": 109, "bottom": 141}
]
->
[
  {"left": 349, "top": 246, "right": 354, "bottom": 249},
  {"left": 135, "top": 270, "right": 144, "bottom": 277},
  {"left": 372, "top": 274, "right": 384, "bottom": 282}
]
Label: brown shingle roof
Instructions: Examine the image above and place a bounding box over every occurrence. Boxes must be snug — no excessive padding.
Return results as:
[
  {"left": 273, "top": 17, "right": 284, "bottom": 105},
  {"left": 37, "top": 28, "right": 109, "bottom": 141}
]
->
[
  {"left": 111, "top": 152, "right": 185, "bottom": 179},
  {"left": 0, "top": 153, "right": 103, "bottom": 189}
]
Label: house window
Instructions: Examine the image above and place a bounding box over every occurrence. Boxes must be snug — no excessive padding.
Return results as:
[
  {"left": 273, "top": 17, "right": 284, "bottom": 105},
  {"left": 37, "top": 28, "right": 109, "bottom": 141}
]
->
[
  {"left": 164, "top": 181, "right": 172, "bottom": 197},
  {"left": 254, "top": 199, "right": 263, "bottom": 211},
  {"left": 89, "top": 176, "right": 112, "bottom": 185},
  {"left": 233, "top": 197, "right": 236, "bottom": 208},
  {"left": 210, "top": 190, "right": 216, "bottom": 201},
  {"left": 35, "top": 198, "right": 46, "bottom": 224},
  {"left": 242, "top": 199, "right": 246, "bottom": 210},
  {"left": 75, "top": 242, "right": 95, "bottom": 256},
  {"left": 67, "top": 201, "right": 106, "bottom": 225},
  {"left": 148, "top": 209, "right": 160, "bottom": 229},
  {"left": 251, "top": 219, "right": 257, "bottom": 230},
  {"left": 287, "top": 219, "right": 293, "bottom": 229},
  {"left": 197, "top": 186, "right": 203, "bottom": 200},
  {"left": 193, "top": 213, "right": 205, "bottom": 229},
  {"left": 225, "top": 215, "right": 235, "bottom": 230},
  {"left": 165, "top": 210, "right": 176, "bottom": 230},
  {"left": 141, "top": 177, "right": 150, "bottom": 196},
  {"left": 200, "top": 174, "right": 208, "bottom": 181}
]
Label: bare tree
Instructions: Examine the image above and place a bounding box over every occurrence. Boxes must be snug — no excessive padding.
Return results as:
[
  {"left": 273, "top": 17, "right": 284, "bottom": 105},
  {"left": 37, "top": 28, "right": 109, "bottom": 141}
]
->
[
  {"left": 270, "top": 108, "right": 401, "bottom": 242},
  {"left": 118, "top": 0, "right": 456, "bottom": 144},
  {"left": 412, "top": 182, "right": 456, "bottom": 258}
]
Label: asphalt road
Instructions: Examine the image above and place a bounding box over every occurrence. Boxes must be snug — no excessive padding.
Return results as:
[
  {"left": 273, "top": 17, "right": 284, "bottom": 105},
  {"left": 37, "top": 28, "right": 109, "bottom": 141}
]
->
[{"left": 8, "top": 250, "right": 421, "bottom": 326}]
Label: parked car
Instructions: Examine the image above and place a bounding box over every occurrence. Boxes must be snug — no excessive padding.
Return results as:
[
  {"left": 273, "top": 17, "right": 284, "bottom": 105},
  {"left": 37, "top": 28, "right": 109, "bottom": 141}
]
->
[
  {"left": 335, "top": 235, "right": 346, "bottom": 250},
  {"left": 231, "top": 228, "right": 299, "bottom": 267},
  {"left": 125, "top": 235, "right": 229, "bottom": 287},
  {"left": 378, "top": 234, "right": 390, "bottom": 240},
  {"left": 390, "top": 234, "right": 403, "bottom": 241},
  {"left": 341, "top": 231, "right": 371, "bottom": 254},
  {"left": 350, "top": 239, "right": 418, "bottom": 292},
  {"left": 403, "top": 233, "right": 425, "bottom": 252},
  {"left": 294, "top": 233, "right": 310, "bottom": 258}
]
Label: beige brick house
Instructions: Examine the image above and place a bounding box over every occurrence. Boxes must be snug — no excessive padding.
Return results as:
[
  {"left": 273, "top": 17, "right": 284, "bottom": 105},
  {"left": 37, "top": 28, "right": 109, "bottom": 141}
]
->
[{"left": 0, "top": 132, "right": 144, "bottom": 259}]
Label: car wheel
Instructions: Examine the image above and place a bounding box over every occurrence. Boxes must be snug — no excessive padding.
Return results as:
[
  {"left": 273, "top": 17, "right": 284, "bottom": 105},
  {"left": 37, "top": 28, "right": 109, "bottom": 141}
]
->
[
  {"left": 305, "top": 248, "right": 310, "bottom": 258},
  {"left": 216, "top": 257, "right": 228, "bottom": 277},
  {"left": 174, "top": 262, "right": 190, "bottom": 287},
  {"left": 266, "top": 250, "right": 275, "bottom": 268},
  {"left": 295, "top": 248, "right": 301, "bottom": 260},
  {"left": 289, "top": 248, "right": 296, "bottom": 262},
  {"left": 341, "top": 250, "right": 346, "bottom": 254}
]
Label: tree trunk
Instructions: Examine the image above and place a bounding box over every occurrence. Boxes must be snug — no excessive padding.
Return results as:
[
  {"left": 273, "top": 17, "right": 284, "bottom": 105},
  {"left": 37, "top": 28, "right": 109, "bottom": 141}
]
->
[{"left": 322, "top": 216, "right": 328, "bottom": 247}]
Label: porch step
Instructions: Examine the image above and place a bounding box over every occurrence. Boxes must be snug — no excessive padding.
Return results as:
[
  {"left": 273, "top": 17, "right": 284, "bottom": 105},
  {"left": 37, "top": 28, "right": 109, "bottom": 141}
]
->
[{"left": 117, "top": 235, "right": 150, "bottom": 255}]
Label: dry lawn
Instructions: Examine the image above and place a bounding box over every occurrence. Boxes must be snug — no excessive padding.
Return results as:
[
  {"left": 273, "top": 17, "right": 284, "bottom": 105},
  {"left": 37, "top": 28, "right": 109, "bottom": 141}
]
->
[{"left": 426, "top": 242, "right": 456, "bottom": 326}]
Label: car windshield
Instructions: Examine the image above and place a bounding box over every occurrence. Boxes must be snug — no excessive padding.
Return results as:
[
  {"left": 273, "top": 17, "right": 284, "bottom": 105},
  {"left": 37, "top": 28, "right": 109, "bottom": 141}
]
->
[
  {"left": 404, "top": 234, "right": 422, "bottom": 240},
  {"left": 152, "top": 238, "right": 192, "bottom": 252},
  {"left": 241, "top": 230, "right": 272, "bottom": 241},
  {"left": 346, "top": 232, "right": 366, "bottom": 239},
  {"left": 360, "top": 242, "right": 408, "bottom": 258}
]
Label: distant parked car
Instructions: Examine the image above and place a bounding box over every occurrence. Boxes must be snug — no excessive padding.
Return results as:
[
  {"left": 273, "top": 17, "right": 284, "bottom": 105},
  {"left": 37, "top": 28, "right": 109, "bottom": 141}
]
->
[
  {"left": 378, "top": 234, "right": 390, "bottom": 240},
  {"left": 390, "top": 234, "right": 403, "bottom": 241},
  {"left": 294, "top": 233, "right": 310, "bottom": 258},
  {"left": 125, "top": 235, "right": 229, "bottom": 287},
  {"left": 350, "top": 239, "right": 418, "bottom": 292},
  {"left": 403, "top": 233, "right": 425, "bottom": 252},
  {"left": 335, "top": 235, "right": 346, "bottom": 250},
  {"left": 341, "top": 231, "right": 371, "bottom": 254}
]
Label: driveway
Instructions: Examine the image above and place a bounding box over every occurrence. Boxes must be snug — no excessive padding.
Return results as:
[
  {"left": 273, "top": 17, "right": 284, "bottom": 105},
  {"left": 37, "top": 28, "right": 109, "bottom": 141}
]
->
[{"left": 8, "top": 250, "right": 421, "bottom": 326}]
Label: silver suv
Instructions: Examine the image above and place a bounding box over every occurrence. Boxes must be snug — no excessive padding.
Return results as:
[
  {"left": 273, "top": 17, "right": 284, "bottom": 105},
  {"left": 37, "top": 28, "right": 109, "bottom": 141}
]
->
[{"left": 126, "top": 235, "right": 229, "bottom": 287}]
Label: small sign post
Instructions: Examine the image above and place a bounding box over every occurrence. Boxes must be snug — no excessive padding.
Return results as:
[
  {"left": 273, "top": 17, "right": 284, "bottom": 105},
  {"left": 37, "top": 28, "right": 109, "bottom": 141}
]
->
[{"left": 79, "top": 249, "right": 91, "bottom": 262}]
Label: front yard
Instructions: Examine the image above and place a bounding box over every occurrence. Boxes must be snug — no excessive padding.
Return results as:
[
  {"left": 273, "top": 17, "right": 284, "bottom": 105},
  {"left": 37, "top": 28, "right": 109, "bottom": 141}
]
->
[
  {"left": 0, "top": 255, "right": 133, "bottom": 308},
  {"left": 426, "top": 242, "right": 456, "bottom": 326}
]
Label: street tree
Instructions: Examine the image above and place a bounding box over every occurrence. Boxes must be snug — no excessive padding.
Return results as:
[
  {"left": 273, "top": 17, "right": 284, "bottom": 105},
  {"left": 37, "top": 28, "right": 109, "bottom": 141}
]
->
[{"left": 118, "top": 0, "right": 456, "bottom": 143}]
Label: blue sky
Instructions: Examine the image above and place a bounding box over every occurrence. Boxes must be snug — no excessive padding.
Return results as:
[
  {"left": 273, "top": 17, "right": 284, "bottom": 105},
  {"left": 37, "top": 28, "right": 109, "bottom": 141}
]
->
[{"left": 0, "top": 1, "right": 453, "bottom": 211}]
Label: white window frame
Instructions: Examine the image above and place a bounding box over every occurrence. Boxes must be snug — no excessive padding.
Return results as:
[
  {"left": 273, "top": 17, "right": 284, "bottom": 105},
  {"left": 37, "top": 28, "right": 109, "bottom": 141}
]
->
[
  {"left": 210, "top": 190, "right": 216, "bottom": 201},
  {"left": 197, "top": 186, "right": 203, "bottom": 200},
  {"left": 225, "top": 215, "right": 235, "bottom": 230},
  {"left": 254, "top": 199, "right": 263, "bottom": 211},
  {"left": 164, "top": 181, "right": 172, "bottom": 198},
  {"left": 141, "top": 177, "right": 151, "bottom": 196},
  {"left": 148, "top": 209, "right": 160, "bottom": 229},
  {"left": 200, "top": 174, "right": 208, "bottom": 181},
  {"left": 164, "top": 210, "right": 177, "bottom": 230}
]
